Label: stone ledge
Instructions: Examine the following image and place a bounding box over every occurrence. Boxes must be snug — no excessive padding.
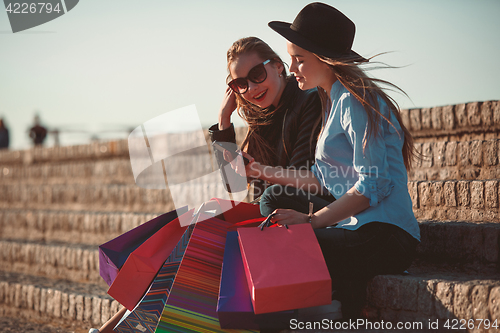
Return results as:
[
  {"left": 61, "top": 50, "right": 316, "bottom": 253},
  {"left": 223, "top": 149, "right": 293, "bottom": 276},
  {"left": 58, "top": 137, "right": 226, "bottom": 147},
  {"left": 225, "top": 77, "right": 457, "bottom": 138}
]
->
[
  {"left": 2, "top": 181, "right": 498, "bottom": 221},
  {"left": 1, "top": 218, "right": 497, "bottom": 284},
  {"left": 0, "top": 240, "right": 101, "bottom": 284},
  {"left": 2, "top": 138, "right": 497, "bottom": 186},
  {"left": 0, "top": 126, "right": 248, "bottom": 166},
  {"left": 0, "top": 271, "right": 119, "bottom": 327},
  {"left": 365, "top": 267, "right": 500, "bottom": 327},
  {"left": 0, "top": 181, "right": 231, "bottom": 214},
  {"left": 0, "top": 159, "right": 135, "bottom": 185},
  {"left": 0, "top": 150, "right": 215, "bottom": 186},
  {"left": 401, "top": 101, "right": 500, "bottom": 141},
  {"left": 0, "top": 285, "right": 120, "bottom": 327},
  {"left": 410, "top": 139, "right": 499, "bottom": 181},
  {"left": 0, "top": 209, "right": 158, "bottom": 245},
  {"left": 0, "top": 140, "right": 129, "bottom": 165},
  {"left": 0, "top": 269, "right": 498, "bottom": 329},
  {"left": 408, "top": 180, "right": 499, "bottom": 222},
  {"left": 418, "top": 221, "right": 500, "bottom": 266},
  {"left": 1, "top": 101, "right": 498, "bottom": 165}
]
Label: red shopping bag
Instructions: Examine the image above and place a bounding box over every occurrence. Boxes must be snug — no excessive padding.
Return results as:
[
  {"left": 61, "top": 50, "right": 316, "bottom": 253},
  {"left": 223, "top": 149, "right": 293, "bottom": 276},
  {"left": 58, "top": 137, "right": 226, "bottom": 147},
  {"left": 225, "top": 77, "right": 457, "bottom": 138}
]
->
[
  {"left": 210, "top": 198, "right": 262, "bottom": 222},
  {"left": 99, "top": 207, "right": 188, "bottom": 286},
  {"left": 108, "top": 209, "right": 195, "bottom": 311},
  {"left": 217, "top": 231, "right": 296, "bottom": 329},
  {"left": 114, "top": 223, "right": 194, "bottom": 332},
  {"left": 237, "top": 223, "right": 331, "bottom": 314}
]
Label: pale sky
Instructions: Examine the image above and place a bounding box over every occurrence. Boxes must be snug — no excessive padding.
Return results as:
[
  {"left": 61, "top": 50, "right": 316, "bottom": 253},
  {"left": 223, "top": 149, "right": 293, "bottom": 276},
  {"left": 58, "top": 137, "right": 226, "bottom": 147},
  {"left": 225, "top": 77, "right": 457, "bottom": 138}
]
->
[{"left": 1, "top": 0, "right": 499, "bottom": 149}]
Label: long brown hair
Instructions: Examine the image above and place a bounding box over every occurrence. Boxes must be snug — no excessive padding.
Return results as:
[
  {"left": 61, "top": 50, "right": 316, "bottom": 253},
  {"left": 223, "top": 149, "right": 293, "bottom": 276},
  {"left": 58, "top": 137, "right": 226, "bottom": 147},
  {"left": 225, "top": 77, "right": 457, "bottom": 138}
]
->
[
  {"left": 315, "top": 55, "right": 417, "bottom": 170},
  {"left": 226, "top": 37, "right": 289, "bottom": 166}
]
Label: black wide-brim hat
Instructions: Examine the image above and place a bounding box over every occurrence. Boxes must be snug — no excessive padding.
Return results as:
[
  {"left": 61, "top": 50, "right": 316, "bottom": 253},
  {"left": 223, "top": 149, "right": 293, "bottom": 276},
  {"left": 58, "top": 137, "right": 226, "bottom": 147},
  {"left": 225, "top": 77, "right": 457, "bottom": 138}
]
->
[{"left": 269, "top": 2, "right": 367, "bottom": 62}]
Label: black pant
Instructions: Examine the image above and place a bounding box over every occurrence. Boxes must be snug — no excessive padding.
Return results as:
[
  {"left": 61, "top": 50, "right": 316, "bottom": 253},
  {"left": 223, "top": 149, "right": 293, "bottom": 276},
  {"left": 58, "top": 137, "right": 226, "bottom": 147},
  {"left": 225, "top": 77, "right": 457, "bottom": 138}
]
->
[{"left": 260, "top": 185, "right": 419, "bottom": 317}]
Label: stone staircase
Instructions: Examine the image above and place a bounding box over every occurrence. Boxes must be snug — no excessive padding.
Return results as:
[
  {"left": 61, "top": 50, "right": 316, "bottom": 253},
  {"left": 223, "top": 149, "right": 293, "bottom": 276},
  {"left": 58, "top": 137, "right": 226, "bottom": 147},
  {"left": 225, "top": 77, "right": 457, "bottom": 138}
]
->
[
  {"left": 0, "top": 101, "right": 499, "bottom": 332},
  {"left": 363, "top": 101, "right": 500, "bottom": 332}
]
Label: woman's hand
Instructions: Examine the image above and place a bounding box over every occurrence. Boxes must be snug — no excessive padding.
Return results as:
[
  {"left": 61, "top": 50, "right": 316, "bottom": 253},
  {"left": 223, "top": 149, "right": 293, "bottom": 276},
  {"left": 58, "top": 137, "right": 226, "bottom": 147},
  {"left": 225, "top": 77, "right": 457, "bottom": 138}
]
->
[
  {"left": 223, "top": 150, "right": 261, "bottom": 179},
  {"left": 270, "top": 209, "right": 309, "bottom": 226},
  {"left": 218, "top": 87, "right": 238, "bottom": 130}
]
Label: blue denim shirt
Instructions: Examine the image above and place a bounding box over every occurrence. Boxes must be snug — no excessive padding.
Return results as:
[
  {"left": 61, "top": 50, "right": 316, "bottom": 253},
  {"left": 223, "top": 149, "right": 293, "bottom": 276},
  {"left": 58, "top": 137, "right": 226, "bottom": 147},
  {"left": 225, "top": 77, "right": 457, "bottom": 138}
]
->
[{"left": 311, "top": 81, "right": 420, "bottom": 241}]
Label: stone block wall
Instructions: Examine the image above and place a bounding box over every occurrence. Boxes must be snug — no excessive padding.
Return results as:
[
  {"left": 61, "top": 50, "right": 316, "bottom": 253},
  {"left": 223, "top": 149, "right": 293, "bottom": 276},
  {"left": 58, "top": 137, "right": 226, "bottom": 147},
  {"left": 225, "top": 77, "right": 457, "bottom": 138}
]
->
[{"left": 401, "top": 101, "right": 500, "bottom": 142}]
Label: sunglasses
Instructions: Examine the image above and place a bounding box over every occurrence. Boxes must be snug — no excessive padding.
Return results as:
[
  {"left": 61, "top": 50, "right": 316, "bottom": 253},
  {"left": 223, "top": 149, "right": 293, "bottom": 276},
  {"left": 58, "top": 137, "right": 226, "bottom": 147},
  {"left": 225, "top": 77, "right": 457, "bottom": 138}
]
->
[{"left": 227, "top": 59, "right": 271, "bottom": 94}]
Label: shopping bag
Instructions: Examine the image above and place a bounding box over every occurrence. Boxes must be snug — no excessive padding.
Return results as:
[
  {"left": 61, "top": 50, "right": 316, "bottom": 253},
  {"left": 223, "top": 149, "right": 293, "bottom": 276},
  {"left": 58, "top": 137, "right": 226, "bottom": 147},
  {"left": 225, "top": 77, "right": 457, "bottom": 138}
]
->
[
  {"left": 209, "top": 198, "right": 261, "bottom": 223},
  {"left": 238, "top": 223, "right": 331, "bottom": 314},
  {"left": 99, "top": 206, "right": 188, "bottom": 286},
  {"left": 108, "top": 209, "right": 194, "bottom": 311},
  {"left": 217, "top": 231, "right": 296, "bottom": 329},
  {"left": 155, "top": 213, "right": 258, "bottom": 333},
  {"left": 114, "top": 223, "right": 195, "bottom": 333}
]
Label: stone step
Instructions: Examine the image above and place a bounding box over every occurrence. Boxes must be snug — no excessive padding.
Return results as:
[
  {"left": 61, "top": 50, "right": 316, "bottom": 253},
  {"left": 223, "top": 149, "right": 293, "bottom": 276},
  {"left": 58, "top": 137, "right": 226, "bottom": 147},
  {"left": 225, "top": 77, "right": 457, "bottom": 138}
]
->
[
  {"left": 0, "top": 151, "right": 215, "bottom": 185},
  {"left": 0, "top": 126, "right": 248, "bottom": 166},
  {"left": 0, "top": 270, "right": 119, "bottom": 329},
  {"left": 2, "top": 139, "right": 498, "bottom": 186},
  {"left": 0, "top": 179, "right": 232, "bottom": 214},
  {"left": 408, "top": 180, "right": 500, "bottom": 223},
  {"left": 1, "top": 138, "right": 497, "bottom": 188},
  {"left": 401, "top": 100, "right": 500, "bottom": 142},
  {"left": 0, "top": 220, "right": 497, "bottom": 288},
  {"left": 417, "top": 221, "right": 499, "bottom": 269},
  {"left": 0, "top": 209, "right": 158, "bottom": 245},
  {"left": 0, "top": 266, "right": 498, "bottom": 331},
  {"left": 0, "top": 159, "right": 135, "bottom": 185},
  {"left": 0, "top": 240, "right": 102, "bottom": 284},
  {"left": 3, "top": 138, "right": 497, "bottom": 185},
  {"left": 0, "top": 183, "right": 172, "bottom": 213},
  {"left": 4, "top": 208, "right": 490, "bottom": 266},
  {"left": 365, "top": 264, "right": 500, "bottom": 330},
  {"left": 1, "top": 179, "right": 497, "bottom": 221},
  {"left": 0, "top": 140, "right": 129, "bottom": 165},
  {"left": 410, "top": 139, "right": 499, "bottom": 181}
]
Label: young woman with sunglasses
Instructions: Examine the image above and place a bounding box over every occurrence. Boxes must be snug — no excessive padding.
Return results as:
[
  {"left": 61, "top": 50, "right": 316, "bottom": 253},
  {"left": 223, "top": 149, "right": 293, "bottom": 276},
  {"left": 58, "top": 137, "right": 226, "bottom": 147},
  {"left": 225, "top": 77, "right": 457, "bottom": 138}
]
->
[
  {"left": 231, "top": 3, "right": 420, "bottom": 318},
  {"left": 209, "top": 37, "right": 333, "bottom": 202}
]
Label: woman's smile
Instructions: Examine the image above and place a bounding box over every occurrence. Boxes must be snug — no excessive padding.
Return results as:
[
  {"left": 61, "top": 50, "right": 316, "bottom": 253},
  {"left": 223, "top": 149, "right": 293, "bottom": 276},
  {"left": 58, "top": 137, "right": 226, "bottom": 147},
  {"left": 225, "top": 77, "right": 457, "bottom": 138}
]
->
[{"left": 253, "top": 89, "right": 268, "bottom": 102}]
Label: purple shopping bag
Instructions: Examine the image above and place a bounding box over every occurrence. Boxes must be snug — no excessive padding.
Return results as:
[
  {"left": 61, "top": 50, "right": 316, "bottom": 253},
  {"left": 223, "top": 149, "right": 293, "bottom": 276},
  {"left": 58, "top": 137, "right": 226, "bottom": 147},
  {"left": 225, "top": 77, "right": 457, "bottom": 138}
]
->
[{"left": 99, "top": 206, "right": 188, "bottom": 286}]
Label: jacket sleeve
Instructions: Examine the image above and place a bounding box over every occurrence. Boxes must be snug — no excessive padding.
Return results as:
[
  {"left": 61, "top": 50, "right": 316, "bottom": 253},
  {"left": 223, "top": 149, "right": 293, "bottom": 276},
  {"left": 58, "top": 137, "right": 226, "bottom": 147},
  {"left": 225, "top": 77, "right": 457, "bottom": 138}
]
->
[
  {"left": 208, "top": 123, "right": 237, "bottom": 144},
  {"left": 288, "top": 90, "right": 322, "bottom": 169},
  {"left": 208, "top": 123, "right": 247, "bottom": 193}
]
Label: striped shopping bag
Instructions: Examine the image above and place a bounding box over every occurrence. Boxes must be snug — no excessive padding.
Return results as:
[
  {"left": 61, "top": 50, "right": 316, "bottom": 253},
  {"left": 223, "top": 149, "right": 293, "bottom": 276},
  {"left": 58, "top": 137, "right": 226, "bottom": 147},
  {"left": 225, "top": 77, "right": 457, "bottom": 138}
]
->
[
  {"left": 113, "top": 221, "right": 195, "bottom": 333},
  {"left": 155, "top": 213, "right": 258, "bottom": 333}
]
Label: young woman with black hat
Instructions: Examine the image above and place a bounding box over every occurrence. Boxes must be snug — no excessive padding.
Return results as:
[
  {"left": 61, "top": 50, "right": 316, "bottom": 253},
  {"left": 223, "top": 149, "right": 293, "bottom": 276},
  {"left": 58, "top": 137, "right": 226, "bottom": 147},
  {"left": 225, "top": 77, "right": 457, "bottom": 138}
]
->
[
  {"left": 231, "top": 2, "right": 420, "bottom": 318},
  {"left": 209, "top": 37, "right": 334, "bottom": 203}
]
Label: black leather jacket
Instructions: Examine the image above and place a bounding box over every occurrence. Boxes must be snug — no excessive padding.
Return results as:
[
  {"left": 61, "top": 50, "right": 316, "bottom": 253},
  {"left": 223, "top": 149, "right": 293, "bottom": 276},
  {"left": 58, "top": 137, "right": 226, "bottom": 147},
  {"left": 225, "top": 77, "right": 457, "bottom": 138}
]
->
[{"left": 209, "top": 78, "right": 323, "bottom": 198}]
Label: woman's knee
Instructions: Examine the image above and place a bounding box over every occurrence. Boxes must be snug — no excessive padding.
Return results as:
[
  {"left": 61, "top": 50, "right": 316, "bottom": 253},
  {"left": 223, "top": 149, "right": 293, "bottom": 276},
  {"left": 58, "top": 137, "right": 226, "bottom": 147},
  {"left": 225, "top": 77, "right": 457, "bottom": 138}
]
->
[{"left": 259, "top": 184, "right": 286, "bottom": 216}]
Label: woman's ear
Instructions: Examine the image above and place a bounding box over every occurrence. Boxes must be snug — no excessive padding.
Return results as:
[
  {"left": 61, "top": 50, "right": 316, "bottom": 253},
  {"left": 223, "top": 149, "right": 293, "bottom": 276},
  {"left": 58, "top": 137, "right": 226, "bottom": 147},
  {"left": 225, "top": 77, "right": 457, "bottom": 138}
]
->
[{"left": 274, "top": 60, "right": 285, "bottom": 76}]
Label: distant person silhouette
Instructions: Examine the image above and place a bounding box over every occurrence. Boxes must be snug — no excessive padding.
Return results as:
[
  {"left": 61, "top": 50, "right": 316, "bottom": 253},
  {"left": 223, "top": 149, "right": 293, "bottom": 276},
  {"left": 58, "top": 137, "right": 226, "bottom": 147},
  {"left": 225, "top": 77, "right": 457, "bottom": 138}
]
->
[
  {"left": 29, "top": 115, "right": 47, "bottom": 146},
  {"left": 0, "top": 118, "right": 9, "bottom": 149}
]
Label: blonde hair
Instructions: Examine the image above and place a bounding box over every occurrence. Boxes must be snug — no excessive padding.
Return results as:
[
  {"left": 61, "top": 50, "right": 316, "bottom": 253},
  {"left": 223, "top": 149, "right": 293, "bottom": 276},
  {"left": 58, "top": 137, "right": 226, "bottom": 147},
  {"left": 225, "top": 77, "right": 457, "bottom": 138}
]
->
[{"left": 315, "top": 55, "right": 417, "bottom": 170}]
